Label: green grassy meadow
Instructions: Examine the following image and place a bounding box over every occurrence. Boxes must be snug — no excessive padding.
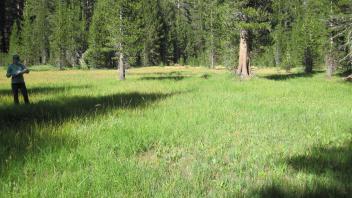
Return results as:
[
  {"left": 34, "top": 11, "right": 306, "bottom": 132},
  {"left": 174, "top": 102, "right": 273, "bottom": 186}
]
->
[{"left": 0, "top": 67, "right": 351, "bottom": 197}]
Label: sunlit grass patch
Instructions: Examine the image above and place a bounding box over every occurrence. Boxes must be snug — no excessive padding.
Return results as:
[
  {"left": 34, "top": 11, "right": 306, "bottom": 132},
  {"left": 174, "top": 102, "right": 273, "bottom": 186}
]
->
[{"left": 0, "top": 67, "right": 351, "bottom": 197}]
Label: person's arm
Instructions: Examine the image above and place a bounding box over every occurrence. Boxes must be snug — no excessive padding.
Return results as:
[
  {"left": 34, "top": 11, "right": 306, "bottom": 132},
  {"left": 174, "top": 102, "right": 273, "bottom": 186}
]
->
[
  {"left": 15, "top": 65, "right": 29, "bottom": 75},
  {"left": 6, "top": 66, "right": 13, "bottom": 78},
  {"left": 21, "top": 64, "right": 30, "bottom": 74}
]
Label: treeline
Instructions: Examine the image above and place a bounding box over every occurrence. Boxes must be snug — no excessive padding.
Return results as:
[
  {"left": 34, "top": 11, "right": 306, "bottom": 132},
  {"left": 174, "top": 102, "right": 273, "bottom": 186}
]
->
[{"left": 1, "top": 0, "right": 351, "bottom": 75}]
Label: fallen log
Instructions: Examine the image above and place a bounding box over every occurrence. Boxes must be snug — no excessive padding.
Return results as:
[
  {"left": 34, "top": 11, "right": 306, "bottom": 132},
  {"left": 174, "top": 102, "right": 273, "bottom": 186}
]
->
[{"left": 344, "top": 74, "right": 352, "bottom": 81}]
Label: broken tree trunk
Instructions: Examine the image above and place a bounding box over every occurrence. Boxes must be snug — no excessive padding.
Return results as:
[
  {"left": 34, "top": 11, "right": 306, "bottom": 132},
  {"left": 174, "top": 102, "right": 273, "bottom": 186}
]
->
[{"left": 236, "top": 30, "right": 251, "bottom": 78}]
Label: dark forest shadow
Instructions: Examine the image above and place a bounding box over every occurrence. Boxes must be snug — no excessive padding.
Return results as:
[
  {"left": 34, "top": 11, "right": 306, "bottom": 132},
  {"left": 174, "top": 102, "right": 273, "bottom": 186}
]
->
[
  {"left": 257, "top": 139, "right": 352, "bottom": 198},
  {"left": 0, "top": 92, "right": 176, "bottom": 177},
  {"left": 263, "top": 71, "right": 324, "bottom": 81},
  {"left": 0, "top": 85, "right": 92, "bottom": 96}
]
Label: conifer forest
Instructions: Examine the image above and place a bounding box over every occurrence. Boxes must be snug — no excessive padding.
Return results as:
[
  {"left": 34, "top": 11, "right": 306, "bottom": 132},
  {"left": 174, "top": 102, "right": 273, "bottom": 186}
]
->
[
  {"left": 1, "top": 0, "right": 351, "bottom": 76},
  {"left": 0, "top": 0, "right": 352, "bottom": 197}
]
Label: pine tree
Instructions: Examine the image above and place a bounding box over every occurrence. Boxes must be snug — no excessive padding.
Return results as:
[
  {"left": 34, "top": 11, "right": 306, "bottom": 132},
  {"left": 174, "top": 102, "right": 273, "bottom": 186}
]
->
[
  {"left": 34, "top": 0, "right": 50, "bottom": 64},
  {"left": 50, "top": 0, "right": 68, "bottom": 68},
  {"left": 331, "top": 0, "right": 352, "bottom": 71},
  {"left": 0, "top": 0, "right": 24, "bottom": 53},
  {"left": 234, "top": 0, "right": 272, "bottom": 78},
  {"left": 141, "top": 0, "right": 165, "bottom": 66},
  {"left": 67, "top": 1, "right": 88, "bottom": 67},
  {"left": 217, "top": 1, "right": 239, "bottom": 68},
  {"left": 272, "top": 0, "right": 293, "bottom": 68},
  {"left": 17, "top": 0, "right": 51, "bottom": 65},
  {"left": 3, "top": 0, "right": 348, "bottom": 73},
  {"left": 106, "top": 0, "right": 141, "bottom": 80},
  {"left": 82, "top": 0, "right": 96, "bottom": 26},
  {"left": 186, "top": 0, "right": 206, "bottom": 66},
  {"left": 51, "top": 0, "right": 87, "bottom": 68},
  {"left": 162, "top": 0, "right": 193, "bottom": 65},
  {"left": 289, "top": 0, "right": 328, "bottom": 73},
  {"left": 87, "top": 0, "right": 114, "bottom": 68},
  {"left": 21, "top": 0, "right": 40, "bottom": 65},
  {"left": 202, "top": 0, "right": 224, "bottom": 68},
  {"left": 7, "top": 22, "right": 21, "bottom": 61},
  {"left": 326, "top": 0, "right": 338, "bottom": 78}
]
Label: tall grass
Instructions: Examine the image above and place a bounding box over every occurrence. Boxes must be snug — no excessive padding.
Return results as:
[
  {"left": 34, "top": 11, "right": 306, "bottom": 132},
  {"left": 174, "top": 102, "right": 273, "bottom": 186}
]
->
[{"left": 0, "top": 67, "right": 351, "bottom": 197}]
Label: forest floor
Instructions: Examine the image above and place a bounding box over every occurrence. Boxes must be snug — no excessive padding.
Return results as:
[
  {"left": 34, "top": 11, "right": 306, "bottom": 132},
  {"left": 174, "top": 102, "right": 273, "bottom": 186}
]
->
[{"left": 0, "top": 66, "right": 351, "bottom": 197}]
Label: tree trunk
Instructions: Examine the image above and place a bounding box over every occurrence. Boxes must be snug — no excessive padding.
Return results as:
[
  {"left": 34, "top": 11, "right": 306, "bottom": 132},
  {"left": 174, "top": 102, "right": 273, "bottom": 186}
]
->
[
  {"left": 326, "top": 0, "right": 336, "bottom": 79},
  {"left": 211, "top": 49, "right": 215, "bottom": 69},
  {"left": 236, "top": 30, "right": 250, "bottom": 78},
  {"left": 210, "top": 8, "right": 215, "bottom": 69},
  {"left": 325, "top": 34, "right": 337, "bottom": 78},
  {"left": 118, "top": 10, "right": 125, "bottom": 80},
  {"left": 119, "top": 50, "right": 125, "bottom": 80},
  {"left": 345, "top": 74, "right": 352, "bottom": 81},
  {"left": 326, "top": 53, "right": 336, "bottom": 79},
  {"left": 275, "top": 44, "right": 281, "bottom": 67},
  {"left": 284, "top": 50, "right": 292, "bottom": 72},
  {"left": 59, "top": 49, "right": 64, "bottom": 70},
  {"left": 304, "top": 48, "right": 313, "bottom": 73},
  {"left": 41, "top": 49, "right": 47, "bottom": 64}
]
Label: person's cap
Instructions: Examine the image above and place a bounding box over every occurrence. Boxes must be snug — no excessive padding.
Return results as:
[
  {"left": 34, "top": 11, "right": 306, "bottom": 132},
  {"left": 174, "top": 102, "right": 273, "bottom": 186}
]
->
[{"left": 13, "top": 54, "right": 20, "bottom": 60}]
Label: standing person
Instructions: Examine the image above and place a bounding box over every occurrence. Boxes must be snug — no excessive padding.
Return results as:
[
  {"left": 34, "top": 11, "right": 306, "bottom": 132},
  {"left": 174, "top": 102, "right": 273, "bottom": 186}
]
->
[{"left": 6, "top": 55, "right": 30, "bottom": 104}]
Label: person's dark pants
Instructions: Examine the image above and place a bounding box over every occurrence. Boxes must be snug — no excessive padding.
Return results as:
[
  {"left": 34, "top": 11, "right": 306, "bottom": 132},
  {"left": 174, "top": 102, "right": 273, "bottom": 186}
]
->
[{"left": 11, "top": 83, "right": 30, "bottom": 104}]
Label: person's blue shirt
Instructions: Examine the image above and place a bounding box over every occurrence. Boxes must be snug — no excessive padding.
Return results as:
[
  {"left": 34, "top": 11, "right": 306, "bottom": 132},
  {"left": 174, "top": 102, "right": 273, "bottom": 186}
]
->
[{"left": 6, "top": 63, "right": 27, "bottom": 84}]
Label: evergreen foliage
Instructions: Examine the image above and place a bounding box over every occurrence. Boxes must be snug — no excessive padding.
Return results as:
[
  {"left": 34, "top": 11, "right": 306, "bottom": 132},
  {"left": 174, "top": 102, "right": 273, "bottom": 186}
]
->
[
  {"left": 7, "top": 22, "right": 21, "bottom": 64},
  {"left": 0, "top": 0, "right": 350, "bottom": 74}
]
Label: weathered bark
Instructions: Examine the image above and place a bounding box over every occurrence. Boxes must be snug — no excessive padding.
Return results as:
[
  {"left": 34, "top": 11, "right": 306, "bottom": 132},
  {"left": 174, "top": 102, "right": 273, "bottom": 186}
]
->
[
  {"left": 345, "top": 74, "right": 352, "bottom": 81},
  {"left": 119, "top": 50, "right": 125, "bottom": 80},
  {"left": 118, "top": 10, "right": 125, "bottom": 81},
  {"left": 326, "top": 53, "right": 336, "bottom": 79},
  {"left": 236, "top": 30, "right": 250, "bottom": 78},
  {"left": 326, "top": 1, "right": 336, "bottom": 79}
]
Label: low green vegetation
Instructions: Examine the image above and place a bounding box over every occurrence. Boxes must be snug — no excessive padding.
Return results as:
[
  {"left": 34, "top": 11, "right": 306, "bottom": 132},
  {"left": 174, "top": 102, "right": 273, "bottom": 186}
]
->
[{"left": 0, "top": 67, "right": 351, "bottom": 197}]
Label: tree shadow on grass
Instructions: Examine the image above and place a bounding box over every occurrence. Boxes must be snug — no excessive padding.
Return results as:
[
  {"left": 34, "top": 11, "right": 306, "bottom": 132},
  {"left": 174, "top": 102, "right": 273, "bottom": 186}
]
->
[
  {"left": 132, "top": 71, "right": 185, "bottom": 76},
  {"left": 262, "top": 71, "right": 324, "bottom": 81},
  {"left": 0, "top": 85, "right": 92, "bottom": 96},
  {"left": 257, "top": 139, "right": 352, "bottom": 198},
  {"left": 0, "top": 91, "right": 176, "bottom": 177},
  {"left": 0, "top": 92, "right": 174, "bottom": 127},
  {"left": 140, "top": 76, "right": 188, "bottom": 81},
  {"left": 139, "top": 71, "right": 191, "bottom": 81}
]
